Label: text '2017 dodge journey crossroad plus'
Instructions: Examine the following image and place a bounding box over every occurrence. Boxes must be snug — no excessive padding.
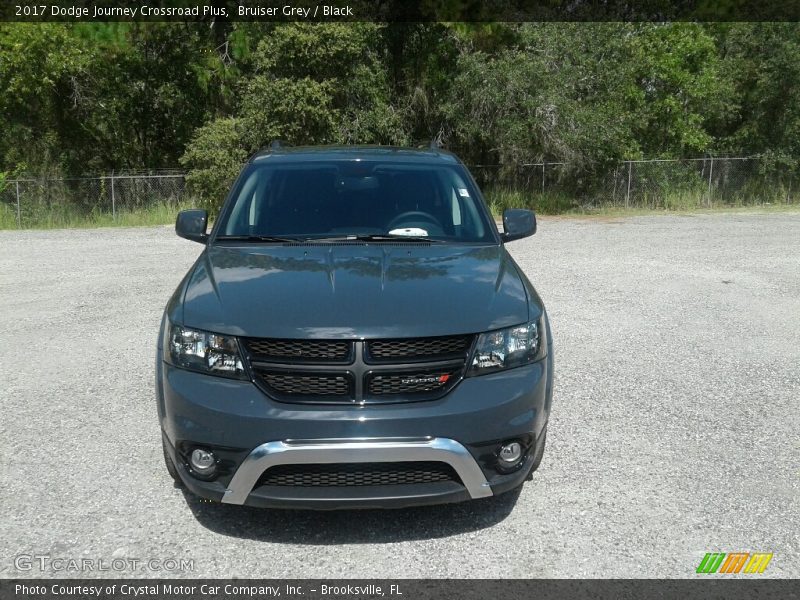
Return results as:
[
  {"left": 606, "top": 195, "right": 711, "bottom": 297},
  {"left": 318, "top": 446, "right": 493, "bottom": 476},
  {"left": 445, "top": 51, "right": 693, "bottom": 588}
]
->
[{"left": 156, "top": 145, "right": 553, "bottom": 509}]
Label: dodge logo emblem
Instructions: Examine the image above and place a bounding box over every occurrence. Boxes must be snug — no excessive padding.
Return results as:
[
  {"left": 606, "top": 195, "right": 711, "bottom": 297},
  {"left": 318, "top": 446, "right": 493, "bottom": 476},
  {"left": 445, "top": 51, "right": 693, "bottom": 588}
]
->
[{"left": 400, "top": 374, "right": 451, "bottom": 385}]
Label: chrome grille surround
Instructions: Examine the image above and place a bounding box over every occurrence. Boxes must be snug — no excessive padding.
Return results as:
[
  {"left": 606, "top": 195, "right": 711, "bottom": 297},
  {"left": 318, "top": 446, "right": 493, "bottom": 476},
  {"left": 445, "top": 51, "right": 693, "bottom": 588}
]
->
[{"left": 221, "top": 437, "right": 493, "bottom": 505}]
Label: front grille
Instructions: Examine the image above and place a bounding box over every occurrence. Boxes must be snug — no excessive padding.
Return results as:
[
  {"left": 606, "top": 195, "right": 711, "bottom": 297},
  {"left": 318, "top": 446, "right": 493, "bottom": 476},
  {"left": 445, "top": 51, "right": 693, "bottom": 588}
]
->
[
  {"left": 258, "top": 462, "right": 460, "bottom": 487},
  {"left": 368, "top": 368, "right": 462, "bottom": 396},
  {"left": 367, "top": 335, "right": 472, "bottom": 362},
  {"left": 255, "top": 371, "right": 351, "bottom": 397},
  {"left": 244, "top": 335, "right": 474, "bottom": 404},
  {"left": 244, "top": 338, "right": 351, "bottom": 362}
]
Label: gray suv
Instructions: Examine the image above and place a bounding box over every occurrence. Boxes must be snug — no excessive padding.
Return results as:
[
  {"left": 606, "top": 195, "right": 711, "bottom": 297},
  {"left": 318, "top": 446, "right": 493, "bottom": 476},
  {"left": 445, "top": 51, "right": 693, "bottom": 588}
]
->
[{"left": 156, "top": 145, "right": 553, "bottom": 509}]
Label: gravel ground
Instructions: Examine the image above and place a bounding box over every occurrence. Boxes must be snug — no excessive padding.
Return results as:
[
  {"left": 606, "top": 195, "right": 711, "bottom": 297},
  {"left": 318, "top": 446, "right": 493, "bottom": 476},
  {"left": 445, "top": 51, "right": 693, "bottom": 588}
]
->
[{"left": 1, "top": 211, "right": 798, "bottom": 579}]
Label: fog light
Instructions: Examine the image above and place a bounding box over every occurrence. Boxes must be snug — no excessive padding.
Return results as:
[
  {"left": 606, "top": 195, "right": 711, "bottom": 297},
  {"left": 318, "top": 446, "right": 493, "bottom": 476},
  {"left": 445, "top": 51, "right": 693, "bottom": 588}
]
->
[
  {"left": 189, "top": 448, "right": 216, "bottom": 476},
  {"left": 498, "top": 441, "right": 523, "bottom": 465}
]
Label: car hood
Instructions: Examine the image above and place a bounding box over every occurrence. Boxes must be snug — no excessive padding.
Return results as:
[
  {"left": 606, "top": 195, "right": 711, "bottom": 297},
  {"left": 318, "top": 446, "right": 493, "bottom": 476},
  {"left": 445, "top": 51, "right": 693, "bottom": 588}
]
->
[{"left": 180, "top": 243, "right": 529, "bottom": 338}]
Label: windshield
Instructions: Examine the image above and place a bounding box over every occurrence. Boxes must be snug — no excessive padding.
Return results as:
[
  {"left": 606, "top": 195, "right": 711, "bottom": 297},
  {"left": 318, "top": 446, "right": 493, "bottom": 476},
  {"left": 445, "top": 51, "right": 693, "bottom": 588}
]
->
[{"left": 216, "top": 160, "right": 496, "bottom": 243}]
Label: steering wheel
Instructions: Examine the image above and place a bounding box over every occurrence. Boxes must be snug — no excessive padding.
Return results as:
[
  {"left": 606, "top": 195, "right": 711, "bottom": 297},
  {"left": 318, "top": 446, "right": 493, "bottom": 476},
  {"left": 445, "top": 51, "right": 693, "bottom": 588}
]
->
[{"left": 386, "top": 211, "right": 443, "bottom": 232}]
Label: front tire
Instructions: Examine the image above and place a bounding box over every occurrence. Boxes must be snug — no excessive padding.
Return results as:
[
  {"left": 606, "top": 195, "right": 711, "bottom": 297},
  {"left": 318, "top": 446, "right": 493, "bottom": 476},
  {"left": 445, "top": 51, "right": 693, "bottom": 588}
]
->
[
  {"left": 162, "top": 437, "right": 183, "bottom": 486},
  {"left": 526, "top": 426, "right": 547, "bottom": 479}
]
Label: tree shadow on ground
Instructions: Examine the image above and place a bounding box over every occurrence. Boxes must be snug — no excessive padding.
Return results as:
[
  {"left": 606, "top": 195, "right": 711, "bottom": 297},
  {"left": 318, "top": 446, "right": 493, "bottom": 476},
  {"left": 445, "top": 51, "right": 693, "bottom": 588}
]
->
[{"left": 182, "top": 486, "right": 523, "bottom": 544}]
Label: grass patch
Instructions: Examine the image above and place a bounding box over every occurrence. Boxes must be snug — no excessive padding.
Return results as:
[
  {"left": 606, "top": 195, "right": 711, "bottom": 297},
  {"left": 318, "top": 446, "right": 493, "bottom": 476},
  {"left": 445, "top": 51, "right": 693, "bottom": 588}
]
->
[
  {"left": 2, "top": 190, "right": 798, "bottom": 230},
  {"left": 485, "top": 188, "right": 576, "bottom": 215},
  {"left": 0, "top": 203, "right": 18, "bottom": 228},
  {"left": 484, "top": 186, "right": 800, "bottom": 218},
  {"left": 0, "top": 201, "right": 196, "bottom": 230},
  {"left": 536, "top": 204, "right": 800, "bottom": 219}
]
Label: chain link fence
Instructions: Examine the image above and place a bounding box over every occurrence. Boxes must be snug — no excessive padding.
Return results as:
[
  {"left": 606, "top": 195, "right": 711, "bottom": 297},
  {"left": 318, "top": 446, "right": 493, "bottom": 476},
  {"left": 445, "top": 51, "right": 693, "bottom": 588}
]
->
[
  {"left": 0, "top": 170, "right": 186, "bottom": 229},
  {"left": 0, "top": 158, "right": 797, "bottom": 228},
  {"left": 470, "top": 156, "right": 798, "bottom": 212}
]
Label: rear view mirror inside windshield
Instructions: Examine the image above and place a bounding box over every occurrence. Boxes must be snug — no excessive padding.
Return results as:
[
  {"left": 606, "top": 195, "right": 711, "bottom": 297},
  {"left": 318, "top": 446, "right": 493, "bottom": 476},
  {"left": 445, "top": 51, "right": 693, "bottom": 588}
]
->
[{"left": 336, "top": 176, "right": 379, "bottom": 191}]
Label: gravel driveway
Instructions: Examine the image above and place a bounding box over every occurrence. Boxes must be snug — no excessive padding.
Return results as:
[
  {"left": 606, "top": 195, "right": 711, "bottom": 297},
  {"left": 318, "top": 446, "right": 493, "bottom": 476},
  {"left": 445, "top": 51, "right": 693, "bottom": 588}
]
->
[{"left": 1, "top": 211, "right": 798, "bottom": 579}]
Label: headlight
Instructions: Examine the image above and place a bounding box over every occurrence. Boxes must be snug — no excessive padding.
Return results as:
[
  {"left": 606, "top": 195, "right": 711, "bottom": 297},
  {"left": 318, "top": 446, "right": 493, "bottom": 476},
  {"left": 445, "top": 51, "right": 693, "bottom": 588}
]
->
[
  {"left": 467, "top": 318, "right": 544, "bottom": 376},
  {"left": 165, "top": 323, "right": 247, "bottom": 379}
]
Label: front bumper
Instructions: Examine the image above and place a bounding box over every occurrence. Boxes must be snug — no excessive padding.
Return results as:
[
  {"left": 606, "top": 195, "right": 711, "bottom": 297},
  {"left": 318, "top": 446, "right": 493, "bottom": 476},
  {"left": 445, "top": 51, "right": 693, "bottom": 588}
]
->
[
  {"left": 226, "top": 437, "right": 491, "bottom": 505},
  {"left": 157, "top": 356, "right": 552, "bottom": 509}
]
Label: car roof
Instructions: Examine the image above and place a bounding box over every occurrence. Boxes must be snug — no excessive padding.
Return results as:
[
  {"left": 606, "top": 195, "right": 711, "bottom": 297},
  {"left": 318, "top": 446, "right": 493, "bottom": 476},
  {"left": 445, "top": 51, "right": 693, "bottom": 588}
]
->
[{"left": 248, "top": 144, "right": 462, "bottom": 165}]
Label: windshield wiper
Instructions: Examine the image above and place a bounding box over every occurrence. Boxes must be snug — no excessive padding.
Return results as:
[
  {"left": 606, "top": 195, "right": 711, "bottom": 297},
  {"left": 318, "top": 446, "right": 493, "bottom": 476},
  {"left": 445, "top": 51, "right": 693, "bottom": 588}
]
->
[
  {"left": 215, "top": 235, "right": 299, "bottom": 243},
  {"left": 302, "top": 234, "right": 445, "bottom": 243}
]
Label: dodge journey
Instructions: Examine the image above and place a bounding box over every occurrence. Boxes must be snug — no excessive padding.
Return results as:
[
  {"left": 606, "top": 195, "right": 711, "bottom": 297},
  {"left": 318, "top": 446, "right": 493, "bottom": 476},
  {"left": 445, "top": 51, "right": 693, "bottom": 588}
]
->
[{"left": 155, "top": 144, "right": 553, "bottom": 509}]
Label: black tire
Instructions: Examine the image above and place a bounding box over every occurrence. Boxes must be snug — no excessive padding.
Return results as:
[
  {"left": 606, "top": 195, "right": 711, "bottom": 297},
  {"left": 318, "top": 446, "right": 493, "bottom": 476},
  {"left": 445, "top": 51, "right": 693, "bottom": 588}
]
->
[
  {"left": 162, "top": 437, "right": 183, "bottom": 486},
  {"left": 526, "top": 426, "right": 547, "bottom": 479}
]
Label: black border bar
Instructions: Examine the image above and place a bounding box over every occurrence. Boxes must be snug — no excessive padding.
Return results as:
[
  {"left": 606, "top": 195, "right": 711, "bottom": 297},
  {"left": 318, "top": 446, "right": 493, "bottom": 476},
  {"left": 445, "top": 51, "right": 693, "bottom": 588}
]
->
[
  {"left": 2, "top": 579, "right": 799, "bottom": 600},
  {"left": 2, "top": 1, "right": 800, "bottom": 22}
]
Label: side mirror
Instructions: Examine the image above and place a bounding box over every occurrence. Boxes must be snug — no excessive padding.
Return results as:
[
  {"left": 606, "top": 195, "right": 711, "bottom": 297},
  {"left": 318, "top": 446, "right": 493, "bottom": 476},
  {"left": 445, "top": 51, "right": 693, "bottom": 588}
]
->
[
  {"left": 175, "top": 209, "right": 208, "bottom": 243},
  {"left": 501, "top": 209, "right": 536, "bottom": 242}
]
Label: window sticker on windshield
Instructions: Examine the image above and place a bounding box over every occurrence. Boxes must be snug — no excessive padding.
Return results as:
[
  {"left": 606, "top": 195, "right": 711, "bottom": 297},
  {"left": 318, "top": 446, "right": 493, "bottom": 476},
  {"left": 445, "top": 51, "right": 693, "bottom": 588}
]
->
[
  {"left": 388, "top": 227, "right": 429, "bottom": 237},
  {"left": 458, "top": 188, "right": 470, "bottom": 197}
]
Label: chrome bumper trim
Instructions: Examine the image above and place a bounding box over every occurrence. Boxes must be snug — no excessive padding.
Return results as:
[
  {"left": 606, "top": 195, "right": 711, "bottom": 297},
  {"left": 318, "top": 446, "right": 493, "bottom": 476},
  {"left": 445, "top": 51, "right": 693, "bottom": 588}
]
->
[{"left": 221, "top": 437, "right": 493, "bottom": 505}]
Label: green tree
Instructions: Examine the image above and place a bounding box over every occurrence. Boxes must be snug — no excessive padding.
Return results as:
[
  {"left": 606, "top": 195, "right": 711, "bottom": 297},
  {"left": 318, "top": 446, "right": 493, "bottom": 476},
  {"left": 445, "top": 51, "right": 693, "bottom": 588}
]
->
[
  {"left": 626, "top": 23, "right": 729, "bottom": 157},
  {"left": 440, "top": 23, "right": 729, "bottom": 169},
  {"left": 182, "top": 23, "right": 406, "bottom": 207},
  {"left": 2, "top": 21, "right": 798, "bottom": 211},
  {"left": 441, "top": 24, "right": 638, "bottom": 169},
  {"left": 716, "top": 23, "right": 800, "bottom": 162},
  {"left": 0, "top": 24, "right": 91, "bottom": 174},
  {"left": 0, "top": 22, "right": 231, "bottom": 175}
]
